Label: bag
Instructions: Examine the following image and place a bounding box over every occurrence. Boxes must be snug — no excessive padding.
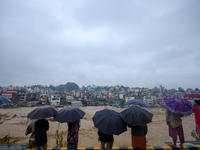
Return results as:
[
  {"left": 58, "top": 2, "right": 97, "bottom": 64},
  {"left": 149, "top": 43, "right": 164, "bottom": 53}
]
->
[{"left": 27, "top": 132, "right": 35, "bottom": 149}]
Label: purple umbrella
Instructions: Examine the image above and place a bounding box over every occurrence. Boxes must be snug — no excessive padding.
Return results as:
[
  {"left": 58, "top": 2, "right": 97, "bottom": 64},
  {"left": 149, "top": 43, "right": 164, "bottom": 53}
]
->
[
  {"left": 25, "top": 119, "right": 38, "bottom": 136},
  {"left": 125, "top": 99, "right": 150, "bottom": 106},
  {"left": 161, "top": 97, "right": 194, "bottom": 116},
  {"left": 25, "top": 118, "right": 48, "bottom": 135}
]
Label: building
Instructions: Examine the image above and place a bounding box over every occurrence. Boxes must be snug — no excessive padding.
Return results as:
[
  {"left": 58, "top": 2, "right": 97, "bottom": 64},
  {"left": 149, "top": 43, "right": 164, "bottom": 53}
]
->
[
  {"left": 71, "top": 101, "right": 83, "bottom": 107},
  {"left": 49, "top": 94, "right": 60, "bottom": 106},
  {"left": 2, "top": 90, "right": 17, "bottom": 100}
]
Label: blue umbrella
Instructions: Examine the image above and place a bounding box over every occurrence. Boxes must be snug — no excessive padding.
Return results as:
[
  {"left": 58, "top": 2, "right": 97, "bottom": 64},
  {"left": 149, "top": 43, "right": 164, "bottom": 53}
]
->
[
  {"left": 161, "top": 97, "right": 194, "bottom": 116},
  {"left": 0, "top": 96, "right": 11, "bottom": 105},
  {"left": 54, "top": 106, "right": 86, "bottom": 123},
  {"left": 125, "top": 99, "right": 150, "bottom": 106},
  {"left": 92, "top": 109, "right": 127, "bottom": 135}
]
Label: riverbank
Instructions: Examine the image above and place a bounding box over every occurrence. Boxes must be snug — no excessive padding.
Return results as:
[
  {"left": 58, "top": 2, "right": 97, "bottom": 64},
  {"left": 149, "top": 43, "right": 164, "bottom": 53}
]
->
[{"left": 0, "top": 106, "right": 196, "bottom": 147}]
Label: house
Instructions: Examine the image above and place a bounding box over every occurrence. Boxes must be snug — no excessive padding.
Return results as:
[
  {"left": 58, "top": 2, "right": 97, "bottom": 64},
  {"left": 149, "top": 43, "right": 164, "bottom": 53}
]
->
[
  {"left": 2, "top": 90, "right": 17, "bottom": 100},
  {"left": 38, "top": 94, "right": 48, "bottom": 105},
  {"left": 125, "top": 96, "right": 135, "bottom": 102},
  {"left": 49, "top": 94, "right": 60, "bottom": 106},
  {"left": 71, "top": 101, "right": 83, "bottom": 107}
]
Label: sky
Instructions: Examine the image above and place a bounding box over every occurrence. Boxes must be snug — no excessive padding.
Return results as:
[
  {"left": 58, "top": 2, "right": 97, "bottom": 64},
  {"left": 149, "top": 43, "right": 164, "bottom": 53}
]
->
[{"left": 0, "top": 0, "right": 200, "bottom": 89}]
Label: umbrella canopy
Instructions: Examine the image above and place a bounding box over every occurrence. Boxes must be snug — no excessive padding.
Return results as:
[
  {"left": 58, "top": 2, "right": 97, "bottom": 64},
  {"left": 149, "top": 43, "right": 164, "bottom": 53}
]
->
[
  {"left": 92, "top": 109, "right": 127, "bottom": 135},
  {"left": 183, "top": 94, "right": 200, "bottom": 100},
  {"left": 125, "top": 99, "right": 150, "bottom": 106},
  {"left": 27, "top": 105, "right": 58, "bottom": 119},
  {"left": 0, "top": 96, "right": 11, "bottom": 105},
  {"left": 161, "top": 97, "right": 194, "bottom": 116},
  {"left": 25, "top": 118, "right": 48, "bottom": 135},
  {"left": 25, "top": 119, "right": 38, "bottom": 136},
  {"left": 54, "top": 106, "right": 86, "bottom": 123},
  {"left": 120, "top": 105, "right": 153, "bottom": 127}
]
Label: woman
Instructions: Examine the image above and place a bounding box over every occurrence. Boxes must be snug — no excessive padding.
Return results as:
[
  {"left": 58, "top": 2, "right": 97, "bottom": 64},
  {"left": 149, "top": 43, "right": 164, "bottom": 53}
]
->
[
  {"left": 131, "top": 125, "right": 148, "bottom": 150},
  {"left": 67, "top": 119, "right": 81, "bottom": 150},
  {"left": 165, "top": 109, "right": 185, "bottom": 148},
  {"left": 193, "top": 100, "right": 200, "bottom": 138},
  {"left": 98, "top": 130, "right": 113, "bottom": 150},
  {"left": 35, "top": 119, "right": 49, "bottom": 150}
]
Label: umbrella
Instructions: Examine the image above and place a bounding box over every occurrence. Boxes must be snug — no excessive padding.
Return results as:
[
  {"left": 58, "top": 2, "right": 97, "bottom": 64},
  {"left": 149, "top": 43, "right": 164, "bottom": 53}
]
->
[
  {"left": 27, "top": 105, "right": 58, "bottom": 119},
  {"left": 54, "top": 106, "right": 86, "bottom": 123},
  {"left": 25, "top": 118, "right": 48, "bottom": 135},
  {"left": 0, "top": 96, "right": 11, "bottom": 105},
  {"left": 25, "top": 119, "right": 38, "bottom": 136},
  {"left": 120, "top": 105, "right": 153, "bottom": 127},
  {"left": 92, "top": 109, "right": 127, "bottom": 135},
  {"left": 125, "top": 99, "right": 150, "bottom": 106},
  {"left": 183, "top": 94, "right": 200, "bottom": 100},
  {"left": 161, "top": 97, "right": 194, "bottom": 116}
]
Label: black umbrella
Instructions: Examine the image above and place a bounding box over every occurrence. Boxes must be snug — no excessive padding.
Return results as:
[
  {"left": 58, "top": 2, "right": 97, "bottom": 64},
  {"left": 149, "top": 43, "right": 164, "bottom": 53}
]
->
[
  {"left": 92, "top": 109, "right": 127, "bottom": 135},
  {"left": 27, "top": 105, "right": 58, "bottom": 119},
  {"left": 54, "top": 106, "right": 86, "bottom": 123},
  {"left": 120, "top": 105, "right": 153, "bottom": 127}
]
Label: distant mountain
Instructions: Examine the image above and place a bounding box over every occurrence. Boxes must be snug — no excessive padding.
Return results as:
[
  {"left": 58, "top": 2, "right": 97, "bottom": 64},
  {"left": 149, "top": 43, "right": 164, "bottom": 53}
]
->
[{"left": 55, "top": 82, "right": 79, "bottom": 92}]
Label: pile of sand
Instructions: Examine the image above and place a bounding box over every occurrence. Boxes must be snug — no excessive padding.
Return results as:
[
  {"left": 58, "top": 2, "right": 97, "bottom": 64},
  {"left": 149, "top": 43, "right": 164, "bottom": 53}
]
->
[{"left": 0, "top": 106, "right": 196, "bottom": 147}]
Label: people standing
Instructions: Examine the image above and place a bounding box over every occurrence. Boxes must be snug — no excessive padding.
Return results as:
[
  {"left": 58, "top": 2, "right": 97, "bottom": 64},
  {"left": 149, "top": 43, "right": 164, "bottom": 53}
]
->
[
  {"left": 193, "top": 100, "right": 200, "bottom": 139},
  {"left": 67, "top": 119, "right": 81, "bottom": 150},
  {"left": 130, "top": 125, "right": 148, "bottom": 150},
  {"left": 35, "top": 119, "right": 49, "bottom": 150},
  {"left": 165, "top": 109, "right": 185, "bottom": 148},
  {"left": 98, "top": 130, "right": 114, "bottom": 150}
]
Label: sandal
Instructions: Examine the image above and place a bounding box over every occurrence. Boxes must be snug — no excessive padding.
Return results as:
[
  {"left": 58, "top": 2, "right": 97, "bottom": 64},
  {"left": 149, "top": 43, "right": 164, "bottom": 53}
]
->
[
  {"left": 169, "top": 144, "right": 178, "bottom": 148},
  {"left": 179, "top": 144, "right": 184, "bottom": 149}
]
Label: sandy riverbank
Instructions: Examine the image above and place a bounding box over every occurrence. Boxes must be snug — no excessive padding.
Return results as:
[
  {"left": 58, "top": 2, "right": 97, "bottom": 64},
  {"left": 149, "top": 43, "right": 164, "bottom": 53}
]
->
[{"left": 0, "top": 106, "right": 196, "bottom": 147}]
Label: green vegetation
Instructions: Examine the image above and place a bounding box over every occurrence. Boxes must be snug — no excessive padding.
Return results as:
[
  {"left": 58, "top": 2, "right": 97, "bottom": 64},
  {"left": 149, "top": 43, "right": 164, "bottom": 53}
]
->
[{"left": 191, "top": 129, "right": 200, "bottom": 141}]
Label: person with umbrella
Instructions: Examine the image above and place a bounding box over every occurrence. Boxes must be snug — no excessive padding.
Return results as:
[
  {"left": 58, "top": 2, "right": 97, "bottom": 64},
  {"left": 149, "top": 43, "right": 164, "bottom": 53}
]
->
[
  {"left": 54, "top": 106, "right": 86, "bottom": 150},
  {"left": 34, "top": 118, "right": 49, "bottom": 150},
  {"left": 162, "top": 97, "right": 194, "bottom": 149},
  {"left": 27, "top": 105, "right": 58, "bottom": 150},
  {"left": 193, "top": 100, "right": 200, "bottom": 138},
  {"left": 165, "top": 109, "right": 184, "bottom": 148},
  {"left": 186, "top": 94, "right": 200, "bottom": 139},
  {"left": 97, "top": 130, "right": 114, "bottom": 150},
  {"left": 67, "top": 119, "right": 81, "bottom": 150},
  {"left": 25, "top": 119, "right": 37, "bottom": 149},
  {"left": 92, "top": 109, "right": 127, "bottom": 150},
  {"left": 120, "top": 105, "right": 153, "bottom": 150}
]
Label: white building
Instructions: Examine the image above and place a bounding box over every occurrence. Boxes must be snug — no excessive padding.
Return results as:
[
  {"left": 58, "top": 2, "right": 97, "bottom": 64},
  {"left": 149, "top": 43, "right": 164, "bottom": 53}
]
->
[
  {"left": 71, "top": 101, "right": 83, "bottom": 107},
  {"left": 49, "top": 94, "right": 60, "bottom": 106},
  {"left": 125, "top": 96, "right": 135, "bottom": 102}
]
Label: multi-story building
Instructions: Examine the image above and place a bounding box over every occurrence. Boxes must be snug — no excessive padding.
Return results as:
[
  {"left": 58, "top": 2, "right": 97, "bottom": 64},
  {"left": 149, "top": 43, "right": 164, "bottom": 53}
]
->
[
  {"left": 2, "top": 90, "right": 17, "bottom": 100},
  {"left": 49, "top": 94, "right": 60, "bottom": 106}
]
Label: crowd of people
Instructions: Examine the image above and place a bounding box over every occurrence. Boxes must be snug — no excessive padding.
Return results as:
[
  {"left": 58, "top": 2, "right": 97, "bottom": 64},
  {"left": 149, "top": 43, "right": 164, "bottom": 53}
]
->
[{"left": 25, "top": 100, "right": 200, "bottom": 150}]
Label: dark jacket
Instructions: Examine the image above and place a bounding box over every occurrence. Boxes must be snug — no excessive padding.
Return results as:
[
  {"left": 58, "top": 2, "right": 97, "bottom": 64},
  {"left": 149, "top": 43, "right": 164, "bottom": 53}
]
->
[
  {"left": 35, "top": 119, "right": 49, "bottom": 147},
  {"left": 131, "top": 125, "right": 148, "bottom": 136}
]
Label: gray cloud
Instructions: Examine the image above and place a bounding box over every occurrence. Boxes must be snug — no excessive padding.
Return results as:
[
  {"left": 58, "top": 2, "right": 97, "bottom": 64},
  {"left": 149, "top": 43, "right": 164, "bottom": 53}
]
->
[{"left": 0, "top": 0, "right": 200, "bottom": 89}]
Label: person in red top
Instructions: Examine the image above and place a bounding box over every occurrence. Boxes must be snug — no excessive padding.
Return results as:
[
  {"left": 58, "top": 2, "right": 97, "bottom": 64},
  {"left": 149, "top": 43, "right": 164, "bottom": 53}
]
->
[
  {"left": 67, "top": 119, "right": 81, "bottom": 150},
  {"left": 193, "top": 100, "right": 200, "bottom": 138}
]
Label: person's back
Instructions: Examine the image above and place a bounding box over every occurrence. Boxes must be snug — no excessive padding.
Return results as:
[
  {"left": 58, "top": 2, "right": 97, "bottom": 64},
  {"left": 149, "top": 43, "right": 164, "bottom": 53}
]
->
[
  {"left": 67, "top": 120, "right": 80, "bottom": 150},
  {"left": 35, "top": 119, "right": 49, "bottom": 150},
  {"left": 131, "top": 125, "right": 148, "bottom": 150}
]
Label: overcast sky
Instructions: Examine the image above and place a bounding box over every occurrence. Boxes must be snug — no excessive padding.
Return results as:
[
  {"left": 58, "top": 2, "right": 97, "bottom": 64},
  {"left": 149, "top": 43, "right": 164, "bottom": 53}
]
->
[{"left": 0, "top": 0, "right": 200, "bottom": 89}]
